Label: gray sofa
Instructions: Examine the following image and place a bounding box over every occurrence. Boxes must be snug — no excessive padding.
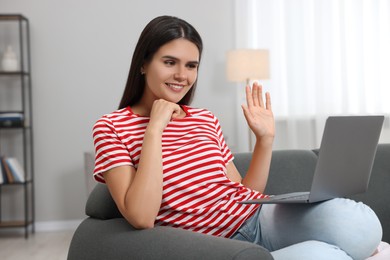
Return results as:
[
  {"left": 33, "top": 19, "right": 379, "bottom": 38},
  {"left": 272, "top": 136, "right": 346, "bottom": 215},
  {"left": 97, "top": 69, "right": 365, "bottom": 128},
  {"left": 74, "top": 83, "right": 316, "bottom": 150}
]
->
[{"left": 67, "top": 144, "right": 390, "bottom": 260}]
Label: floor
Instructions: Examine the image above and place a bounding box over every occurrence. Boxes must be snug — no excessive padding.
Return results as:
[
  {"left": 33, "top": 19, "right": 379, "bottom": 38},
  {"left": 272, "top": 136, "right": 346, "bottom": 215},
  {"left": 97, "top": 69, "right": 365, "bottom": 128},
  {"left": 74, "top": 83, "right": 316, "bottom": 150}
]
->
[{"left": 0, "top": 229, "right": 75, "bottom": 260}]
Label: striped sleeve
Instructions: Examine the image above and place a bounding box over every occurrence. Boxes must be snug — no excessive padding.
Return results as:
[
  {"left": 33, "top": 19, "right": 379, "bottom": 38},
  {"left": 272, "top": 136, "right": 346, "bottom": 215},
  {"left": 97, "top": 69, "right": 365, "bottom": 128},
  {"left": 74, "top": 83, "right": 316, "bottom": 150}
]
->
[
  {"left": 212, "top": 114, "right": 233, "bottom": 165},
  {"left": 92, "top": 116, "right": 133, "bottom": 183}
]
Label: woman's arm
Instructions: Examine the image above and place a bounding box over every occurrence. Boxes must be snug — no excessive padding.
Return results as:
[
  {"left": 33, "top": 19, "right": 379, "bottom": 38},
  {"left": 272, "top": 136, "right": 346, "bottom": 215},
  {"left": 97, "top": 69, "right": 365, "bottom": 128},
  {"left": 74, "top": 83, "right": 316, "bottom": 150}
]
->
[
  {"left": 102, "top": 100, "right": 182, "bottom": 229},
  {"left": 236, "top": 82, "right": 275, "bottom": 193},
  {"left": 103, "top": 128, "right": 164, "bottom": 229},
  {"left": 241, "top": 139, "right": 273, "bottom": 193},
  {"left": 225, "top": 141, "right": 272, "bottom": 194}
]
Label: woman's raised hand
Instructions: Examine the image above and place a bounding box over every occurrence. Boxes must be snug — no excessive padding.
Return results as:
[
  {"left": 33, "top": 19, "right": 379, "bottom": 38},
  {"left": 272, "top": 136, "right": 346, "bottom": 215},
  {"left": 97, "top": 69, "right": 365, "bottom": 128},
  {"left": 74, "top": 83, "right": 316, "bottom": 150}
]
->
[{"left": 241, "top": 82, "right": 275, "bottom": 144}]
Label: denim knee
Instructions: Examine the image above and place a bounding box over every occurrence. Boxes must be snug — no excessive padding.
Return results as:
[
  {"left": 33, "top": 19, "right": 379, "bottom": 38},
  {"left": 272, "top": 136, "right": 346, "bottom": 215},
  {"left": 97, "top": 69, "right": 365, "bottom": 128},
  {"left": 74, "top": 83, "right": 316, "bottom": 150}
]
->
[
  {"left": 260, "top": 198, "right": 382, "bottom": 259},
  {"left": 323, "top": 198, "right": 382, "bottom": 259}
]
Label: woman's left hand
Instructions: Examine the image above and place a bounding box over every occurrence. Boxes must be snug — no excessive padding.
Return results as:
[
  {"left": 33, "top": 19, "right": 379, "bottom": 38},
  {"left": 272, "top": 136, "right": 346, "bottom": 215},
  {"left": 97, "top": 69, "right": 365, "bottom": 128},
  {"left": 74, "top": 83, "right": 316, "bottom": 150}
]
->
[{"left": 241, "top": 82, "right": 275, "bottom": 144}]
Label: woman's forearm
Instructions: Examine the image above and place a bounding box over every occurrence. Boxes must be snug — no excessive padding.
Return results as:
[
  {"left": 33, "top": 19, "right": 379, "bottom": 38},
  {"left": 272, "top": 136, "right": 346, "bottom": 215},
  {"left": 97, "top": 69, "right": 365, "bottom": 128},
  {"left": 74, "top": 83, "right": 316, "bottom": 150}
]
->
[
  {"left": 123, "top": 128, "right": 164, "bottom": 228},
  {"left": 241, "top": 137, "right": 273, "bottom": 193}
]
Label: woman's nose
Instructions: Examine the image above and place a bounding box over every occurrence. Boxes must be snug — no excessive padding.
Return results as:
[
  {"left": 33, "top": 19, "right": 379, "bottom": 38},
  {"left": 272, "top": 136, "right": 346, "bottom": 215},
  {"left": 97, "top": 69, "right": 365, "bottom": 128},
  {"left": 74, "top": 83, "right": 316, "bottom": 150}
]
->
[{"left": 174, "top": 67, "right": 187, "bottom": 81}]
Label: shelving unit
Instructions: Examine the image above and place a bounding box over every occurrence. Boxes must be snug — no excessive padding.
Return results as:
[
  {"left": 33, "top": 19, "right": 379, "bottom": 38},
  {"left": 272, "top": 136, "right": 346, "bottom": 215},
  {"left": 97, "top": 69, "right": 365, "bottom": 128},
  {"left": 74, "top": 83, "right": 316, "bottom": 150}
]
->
[{"left": 0, "top": 14, "right": 35, "bottom": 238}]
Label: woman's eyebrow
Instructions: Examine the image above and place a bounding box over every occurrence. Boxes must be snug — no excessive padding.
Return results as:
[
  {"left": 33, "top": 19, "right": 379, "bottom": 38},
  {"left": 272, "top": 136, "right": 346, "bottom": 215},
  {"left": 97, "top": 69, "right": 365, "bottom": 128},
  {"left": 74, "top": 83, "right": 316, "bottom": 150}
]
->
[{"left": 162, "top": 55, "right": 199, "bottom": 64}]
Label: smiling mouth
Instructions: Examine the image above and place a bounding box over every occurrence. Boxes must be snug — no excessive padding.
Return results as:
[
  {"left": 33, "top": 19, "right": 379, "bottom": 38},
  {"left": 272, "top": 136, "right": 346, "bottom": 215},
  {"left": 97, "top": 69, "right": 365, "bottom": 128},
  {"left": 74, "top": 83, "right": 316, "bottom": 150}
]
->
[{"left": 166, "top": 83, "right": 185, "bottom": 91}]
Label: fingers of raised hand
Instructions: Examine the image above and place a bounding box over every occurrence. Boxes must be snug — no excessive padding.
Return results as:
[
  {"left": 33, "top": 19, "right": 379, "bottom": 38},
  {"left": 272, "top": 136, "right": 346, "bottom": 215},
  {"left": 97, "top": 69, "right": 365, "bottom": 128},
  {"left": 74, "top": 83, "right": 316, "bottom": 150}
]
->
[
  {"left": 244, "top": 83, "right": 273, "bottom": 115},
  {"left": 265, "top": 92, "right": 272, "bottom": 111},
  {"left": 256, "top": 83, "right": 265, "bottom": 108},
  {"left": 245, "top": 85, "right": 254, "bottom": 107},
  {"left": 246, "top": 83, "right": 267, "bottom": 108}
]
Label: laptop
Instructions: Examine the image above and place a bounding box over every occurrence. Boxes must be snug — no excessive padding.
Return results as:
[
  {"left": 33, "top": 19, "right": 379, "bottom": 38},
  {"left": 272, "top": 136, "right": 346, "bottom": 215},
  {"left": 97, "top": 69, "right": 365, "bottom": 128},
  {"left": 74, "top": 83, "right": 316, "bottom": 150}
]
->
[{"left": 239, "top": 115, "right": 384, "bottom": 204}]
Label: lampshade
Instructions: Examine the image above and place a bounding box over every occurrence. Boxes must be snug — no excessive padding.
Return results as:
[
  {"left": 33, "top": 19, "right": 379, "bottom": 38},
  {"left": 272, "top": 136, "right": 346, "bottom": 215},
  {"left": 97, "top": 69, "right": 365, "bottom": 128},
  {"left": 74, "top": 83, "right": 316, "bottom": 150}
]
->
[{"left": 226, "top": 49, "right": 270, "bottom": 83}]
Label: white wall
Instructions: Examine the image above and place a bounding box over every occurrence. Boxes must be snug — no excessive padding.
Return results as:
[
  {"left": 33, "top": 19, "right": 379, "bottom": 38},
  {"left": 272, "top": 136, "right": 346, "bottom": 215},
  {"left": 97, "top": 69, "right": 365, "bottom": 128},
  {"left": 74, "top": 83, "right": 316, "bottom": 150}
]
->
[{"left": 1, "top": 0, "right": 238, "bottom": 225}]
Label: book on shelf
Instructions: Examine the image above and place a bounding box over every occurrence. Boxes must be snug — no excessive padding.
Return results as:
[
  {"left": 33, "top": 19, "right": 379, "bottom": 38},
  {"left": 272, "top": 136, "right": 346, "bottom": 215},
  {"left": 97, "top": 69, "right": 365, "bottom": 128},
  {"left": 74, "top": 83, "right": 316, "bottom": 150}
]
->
[
  {"left": 6, "top": 157, "right": 25, "bottom": 182},
  {"left": 0, "top": 156, "right": 25, "bottom": 183},
  {"left": 0, "top": 157, "right": 14, "bottom": 183},
  {"left": 0, "top": 113, "right": 24, "bottom": 127},
  {"left": 0, "top": 160, "right": 4, "bottom": 184}
]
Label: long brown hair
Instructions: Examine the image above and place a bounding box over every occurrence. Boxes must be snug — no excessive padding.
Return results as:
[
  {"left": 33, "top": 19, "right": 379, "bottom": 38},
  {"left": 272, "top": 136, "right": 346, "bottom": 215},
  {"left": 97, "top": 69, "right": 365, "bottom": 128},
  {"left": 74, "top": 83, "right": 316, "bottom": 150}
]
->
[{"left": 118, "top": 16, "right": 203, "bottom": 109}]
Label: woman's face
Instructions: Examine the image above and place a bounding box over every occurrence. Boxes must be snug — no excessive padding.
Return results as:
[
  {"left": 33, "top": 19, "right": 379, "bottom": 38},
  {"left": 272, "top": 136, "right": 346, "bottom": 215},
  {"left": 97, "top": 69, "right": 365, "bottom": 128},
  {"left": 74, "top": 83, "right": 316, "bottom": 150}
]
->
[{"left": 142, "top": 38, "right": 199, "bottom": 105}]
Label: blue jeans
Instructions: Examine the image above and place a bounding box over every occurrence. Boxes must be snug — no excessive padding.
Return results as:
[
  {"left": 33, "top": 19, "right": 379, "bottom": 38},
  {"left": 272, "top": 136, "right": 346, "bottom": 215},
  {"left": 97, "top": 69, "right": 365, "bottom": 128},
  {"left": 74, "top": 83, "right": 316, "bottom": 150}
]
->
[{"left": 231, "top": 198, "right": 382, "bottom": 260}]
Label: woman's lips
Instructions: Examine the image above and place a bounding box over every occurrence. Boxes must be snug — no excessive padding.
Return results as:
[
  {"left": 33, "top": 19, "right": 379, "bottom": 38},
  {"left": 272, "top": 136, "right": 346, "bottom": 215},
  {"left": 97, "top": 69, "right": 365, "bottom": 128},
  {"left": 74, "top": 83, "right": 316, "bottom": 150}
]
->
[{"left": 166, "top": 83, "right": 185, "bottom": 92}]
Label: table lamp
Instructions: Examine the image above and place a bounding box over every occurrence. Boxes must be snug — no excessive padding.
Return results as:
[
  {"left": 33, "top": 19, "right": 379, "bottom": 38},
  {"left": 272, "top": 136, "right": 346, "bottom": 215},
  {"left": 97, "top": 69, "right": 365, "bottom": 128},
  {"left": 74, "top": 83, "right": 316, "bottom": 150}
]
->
[
  {"left": 226, "top": 49, "right": 270, "bottom": 85},
  {"left": 226, "top": 49, "right": 270, "bottom": 150}
]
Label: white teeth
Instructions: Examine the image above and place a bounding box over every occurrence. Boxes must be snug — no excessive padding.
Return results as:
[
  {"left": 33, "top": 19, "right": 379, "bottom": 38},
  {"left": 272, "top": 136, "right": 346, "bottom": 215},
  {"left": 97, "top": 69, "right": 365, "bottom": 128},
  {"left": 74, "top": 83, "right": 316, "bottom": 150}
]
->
[{"left": 167, "top": 84, "right": 184, "bottom": 89}]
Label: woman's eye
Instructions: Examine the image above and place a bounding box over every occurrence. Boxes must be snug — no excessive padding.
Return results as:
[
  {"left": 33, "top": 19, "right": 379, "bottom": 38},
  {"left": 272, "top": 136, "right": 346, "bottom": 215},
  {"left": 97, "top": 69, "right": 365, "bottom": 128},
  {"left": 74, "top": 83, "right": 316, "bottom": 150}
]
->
[
  {"left": 187, "top": 63, "right": 198, "bottom": 69},
  {"left": 164, "top": 60, "right": 175, "bottom": 66}
]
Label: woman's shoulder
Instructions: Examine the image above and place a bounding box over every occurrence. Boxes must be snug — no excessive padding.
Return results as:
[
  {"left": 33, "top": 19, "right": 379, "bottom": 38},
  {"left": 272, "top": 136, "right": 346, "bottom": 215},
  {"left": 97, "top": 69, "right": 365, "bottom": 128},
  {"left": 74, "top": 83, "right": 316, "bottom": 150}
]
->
[
  {"left": 93, "top": 107, "right": 133, "bottom": 128},
  {"left": 100, "top": 107, "right": 134, "bottom": 120},
  {"left": 182, "top": 105, "right": 216, "bottom": 119}
]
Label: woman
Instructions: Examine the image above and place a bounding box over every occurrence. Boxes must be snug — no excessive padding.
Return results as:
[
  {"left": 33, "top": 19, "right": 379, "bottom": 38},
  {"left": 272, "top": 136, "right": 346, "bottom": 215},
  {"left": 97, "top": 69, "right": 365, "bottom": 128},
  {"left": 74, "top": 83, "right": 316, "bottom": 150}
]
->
[{"left": 93, "top": 16, "right": 382, "bottom": 259}]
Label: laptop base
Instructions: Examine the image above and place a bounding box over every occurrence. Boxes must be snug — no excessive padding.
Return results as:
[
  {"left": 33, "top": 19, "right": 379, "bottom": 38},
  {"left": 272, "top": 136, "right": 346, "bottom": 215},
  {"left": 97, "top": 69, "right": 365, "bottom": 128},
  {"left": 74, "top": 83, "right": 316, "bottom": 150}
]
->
[{"left": 239, "top": 192, "right": 311, "bottom": 204}]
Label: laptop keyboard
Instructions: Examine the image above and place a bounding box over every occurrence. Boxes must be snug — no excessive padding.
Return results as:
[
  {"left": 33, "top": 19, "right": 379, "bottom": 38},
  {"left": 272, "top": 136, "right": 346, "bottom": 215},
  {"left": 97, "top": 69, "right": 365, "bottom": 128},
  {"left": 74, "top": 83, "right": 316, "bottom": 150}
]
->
[
  {"left": 282, "top": 194, "right": 310, "bottom": 200},
  {"left": 270, "top": 192, "right": 310, "bottom": 201}
]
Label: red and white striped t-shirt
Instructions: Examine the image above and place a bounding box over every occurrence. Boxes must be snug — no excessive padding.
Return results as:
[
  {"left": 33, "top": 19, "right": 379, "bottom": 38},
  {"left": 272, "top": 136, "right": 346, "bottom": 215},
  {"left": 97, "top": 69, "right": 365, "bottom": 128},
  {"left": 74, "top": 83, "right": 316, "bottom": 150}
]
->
[{"left": 93, "top": 105, "right": 266, "bottom": 238}]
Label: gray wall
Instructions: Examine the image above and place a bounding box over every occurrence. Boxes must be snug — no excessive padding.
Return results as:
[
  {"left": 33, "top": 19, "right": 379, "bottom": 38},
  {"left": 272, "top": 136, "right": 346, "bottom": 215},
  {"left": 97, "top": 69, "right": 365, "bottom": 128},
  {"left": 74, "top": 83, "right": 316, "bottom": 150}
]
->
[{"left": 1, "top": 0, "right": 237, "bottom": 225}]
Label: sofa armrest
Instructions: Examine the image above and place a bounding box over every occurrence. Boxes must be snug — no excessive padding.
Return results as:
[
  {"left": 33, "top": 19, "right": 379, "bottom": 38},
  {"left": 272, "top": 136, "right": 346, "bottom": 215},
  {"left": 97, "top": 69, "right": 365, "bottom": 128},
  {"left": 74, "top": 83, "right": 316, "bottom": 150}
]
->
[
  {"left": 85, "top": 183, "right": 122, "bottom": 219},
  {"left": 68, "top": 218, "right": 273, "bottom": 260}
]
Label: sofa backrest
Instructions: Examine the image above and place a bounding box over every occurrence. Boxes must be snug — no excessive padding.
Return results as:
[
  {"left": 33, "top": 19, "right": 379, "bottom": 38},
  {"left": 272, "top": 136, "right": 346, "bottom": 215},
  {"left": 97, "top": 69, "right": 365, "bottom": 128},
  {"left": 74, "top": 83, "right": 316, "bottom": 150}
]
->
[
  {"left": 234, "top": 149, "right": 318, "bottom": 195},
  {"left": 349, "top": 144, "right": 390, "bottom": 242}
]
